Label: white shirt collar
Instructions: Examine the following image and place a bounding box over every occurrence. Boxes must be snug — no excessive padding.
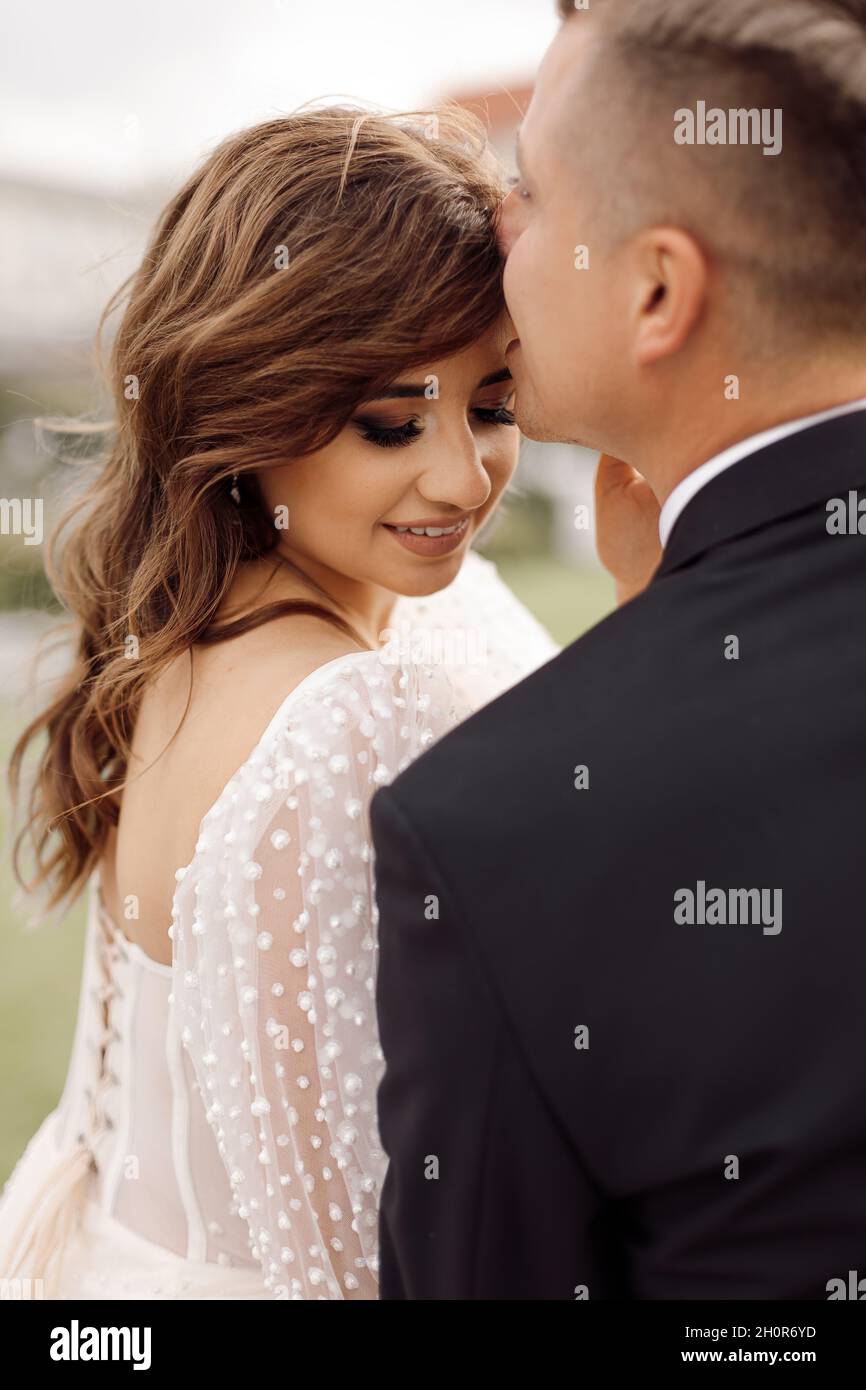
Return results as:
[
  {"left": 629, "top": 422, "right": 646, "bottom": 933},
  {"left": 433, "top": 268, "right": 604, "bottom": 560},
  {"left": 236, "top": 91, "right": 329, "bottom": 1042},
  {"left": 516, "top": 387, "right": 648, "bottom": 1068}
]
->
[{"left": 658, "top": 396, "right": 866, "bottom": 548}]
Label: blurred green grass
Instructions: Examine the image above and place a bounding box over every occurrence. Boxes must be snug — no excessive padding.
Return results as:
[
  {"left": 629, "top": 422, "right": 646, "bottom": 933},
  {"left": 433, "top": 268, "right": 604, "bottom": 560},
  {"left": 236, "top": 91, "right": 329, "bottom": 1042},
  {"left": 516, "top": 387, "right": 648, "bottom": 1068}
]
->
[
  {"left": 0, "top": 557, "right": 613, "bottom": 1184},
  {"left": 0, "top": 695, "right": 87, "bottom": 1185},
  {"left": 494, "top": 554, "right": 614, "bottom": 648}
]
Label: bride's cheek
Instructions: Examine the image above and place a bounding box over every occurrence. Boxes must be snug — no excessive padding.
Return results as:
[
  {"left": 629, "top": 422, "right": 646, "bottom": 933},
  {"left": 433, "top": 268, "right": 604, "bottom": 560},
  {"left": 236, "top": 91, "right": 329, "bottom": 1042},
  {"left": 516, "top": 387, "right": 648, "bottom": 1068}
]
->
[{"left": 494, "top": 442, "right": 520, "bottom": 489}]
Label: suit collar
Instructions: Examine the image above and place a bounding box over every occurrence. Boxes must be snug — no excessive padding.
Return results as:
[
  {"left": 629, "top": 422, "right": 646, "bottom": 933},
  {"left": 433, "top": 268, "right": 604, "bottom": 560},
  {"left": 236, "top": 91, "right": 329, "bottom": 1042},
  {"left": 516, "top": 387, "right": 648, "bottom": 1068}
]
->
[{"left": 655, "top": 411, "right": 866, "bottom": 579}]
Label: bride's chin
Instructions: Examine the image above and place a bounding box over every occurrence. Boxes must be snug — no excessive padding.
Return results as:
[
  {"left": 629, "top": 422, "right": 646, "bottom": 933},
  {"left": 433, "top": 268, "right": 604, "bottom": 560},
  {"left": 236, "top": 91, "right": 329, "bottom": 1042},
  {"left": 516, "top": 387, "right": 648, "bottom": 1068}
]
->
[{"left": 386, "top": 554, "right": 466, "bottom": 598}]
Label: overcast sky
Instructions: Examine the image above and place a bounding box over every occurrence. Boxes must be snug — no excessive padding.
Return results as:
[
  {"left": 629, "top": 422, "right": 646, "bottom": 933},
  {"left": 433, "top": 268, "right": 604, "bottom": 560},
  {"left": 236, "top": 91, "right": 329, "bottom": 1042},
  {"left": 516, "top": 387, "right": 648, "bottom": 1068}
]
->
[{"left": 1, "top": 0, "right": 559, "bottom": 192}]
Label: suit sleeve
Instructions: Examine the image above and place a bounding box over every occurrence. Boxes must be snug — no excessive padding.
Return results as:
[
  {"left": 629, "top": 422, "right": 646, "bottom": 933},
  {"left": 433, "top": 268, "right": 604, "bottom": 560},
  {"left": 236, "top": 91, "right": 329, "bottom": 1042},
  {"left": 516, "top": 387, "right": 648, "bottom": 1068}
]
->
[{"left": 371, "top": 784, "right": 615, "bottom": 1300}]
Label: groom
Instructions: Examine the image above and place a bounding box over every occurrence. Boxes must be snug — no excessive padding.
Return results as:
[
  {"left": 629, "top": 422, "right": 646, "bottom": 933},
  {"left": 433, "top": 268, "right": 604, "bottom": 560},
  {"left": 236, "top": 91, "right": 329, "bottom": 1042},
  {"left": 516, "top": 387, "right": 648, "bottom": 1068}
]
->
[{"left": 371, "top": 0, "right": 866, "bottom": 1298}]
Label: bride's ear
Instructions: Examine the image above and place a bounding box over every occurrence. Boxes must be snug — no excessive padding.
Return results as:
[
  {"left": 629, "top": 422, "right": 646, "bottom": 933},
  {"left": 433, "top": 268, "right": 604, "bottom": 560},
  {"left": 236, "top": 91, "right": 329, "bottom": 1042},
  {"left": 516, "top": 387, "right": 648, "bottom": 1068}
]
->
[{"left": 630, "top": 227, "right": 708, "bottom": 367}]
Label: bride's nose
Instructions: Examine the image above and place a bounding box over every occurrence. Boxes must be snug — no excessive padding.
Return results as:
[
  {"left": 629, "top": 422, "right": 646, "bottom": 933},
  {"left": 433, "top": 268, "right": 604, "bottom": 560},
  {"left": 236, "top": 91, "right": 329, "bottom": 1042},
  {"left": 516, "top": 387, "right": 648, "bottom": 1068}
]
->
[{"left": 416, "top": 438, "right": 493, "bottom": 514}]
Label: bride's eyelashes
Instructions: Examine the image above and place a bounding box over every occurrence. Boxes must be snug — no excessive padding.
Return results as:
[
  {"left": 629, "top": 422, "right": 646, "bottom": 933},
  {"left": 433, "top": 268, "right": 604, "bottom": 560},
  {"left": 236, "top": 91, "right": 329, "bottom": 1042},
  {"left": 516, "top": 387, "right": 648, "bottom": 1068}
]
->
[
  {"left": 475, "top": 403, "right": 517, "bottom": 427},
  {"left": 352, "top": 401, "right": 517, "bottom": 450},
  {"left": 472, "top": 388, "right": 518, "bottom": 425},
  {"left": 354, "top": 416, "right": 424, "bottom": 449}
]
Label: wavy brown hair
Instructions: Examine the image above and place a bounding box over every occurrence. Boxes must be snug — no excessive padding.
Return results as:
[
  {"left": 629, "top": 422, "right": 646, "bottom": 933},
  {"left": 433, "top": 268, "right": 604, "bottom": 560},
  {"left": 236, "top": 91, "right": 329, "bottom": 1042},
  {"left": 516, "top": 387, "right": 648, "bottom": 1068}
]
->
[{"left": 9, "top": 103, "right": 508, "bottom": 915}]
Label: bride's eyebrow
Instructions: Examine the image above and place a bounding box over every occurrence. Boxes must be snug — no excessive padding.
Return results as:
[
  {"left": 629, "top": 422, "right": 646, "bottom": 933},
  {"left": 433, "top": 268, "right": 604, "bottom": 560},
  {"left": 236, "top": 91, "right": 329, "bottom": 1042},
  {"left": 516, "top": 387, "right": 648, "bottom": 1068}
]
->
[
  {"left": 364, "top": 383, "right": 429, "bottom": 401},
  {"left": 362, "top": 368, "right": 514, "bottom": 403},
  {"left": 476, "top": 368, "right": 514, "bottom": 390}
]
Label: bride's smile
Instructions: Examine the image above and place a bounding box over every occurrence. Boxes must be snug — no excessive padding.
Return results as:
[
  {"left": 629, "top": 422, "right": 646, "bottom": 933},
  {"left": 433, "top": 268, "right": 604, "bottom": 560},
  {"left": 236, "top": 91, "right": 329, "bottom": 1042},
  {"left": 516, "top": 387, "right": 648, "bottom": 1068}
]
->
[{"left": 380, "top": 516, "right": 469, "bottom": 555}]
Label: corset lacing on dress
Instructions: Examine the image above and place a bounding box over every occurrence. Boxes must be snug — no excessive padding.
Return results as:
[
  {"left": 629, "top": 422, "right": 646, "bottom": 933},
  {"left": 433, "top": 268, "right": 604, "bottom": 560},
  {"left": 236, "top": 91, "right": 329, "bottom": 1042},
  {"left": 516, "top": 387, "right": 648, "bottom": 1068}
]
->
[{"left": 3, "top": 880, "right": 126, "bottom": 1297}]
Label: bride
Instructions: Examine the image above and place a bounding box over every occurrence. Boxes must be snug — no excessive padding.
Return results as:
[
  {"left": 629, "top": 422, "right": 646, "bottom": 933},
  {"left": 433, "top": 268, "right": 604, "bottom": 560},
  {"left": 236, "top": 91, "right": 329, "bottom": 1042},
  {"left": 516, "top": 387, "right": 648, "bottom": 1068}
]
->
[
  {"left": 0, "top": 103, "right": 561, "bottom": 1301},
  {"left": 0, "top": 103, "right": 654, "bottom": 1301}
]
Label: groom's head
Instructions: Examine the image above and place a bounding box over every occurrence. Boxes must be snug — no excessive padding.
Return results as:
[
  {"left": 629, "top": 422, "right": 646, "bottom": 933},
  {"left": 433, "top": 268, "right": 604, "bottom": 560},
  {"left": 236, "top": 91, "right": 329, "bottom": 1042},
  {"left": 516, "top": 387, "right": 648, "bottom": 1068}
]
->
[{"left": 500, "top": 0, "right": 866, "bottom": 458}]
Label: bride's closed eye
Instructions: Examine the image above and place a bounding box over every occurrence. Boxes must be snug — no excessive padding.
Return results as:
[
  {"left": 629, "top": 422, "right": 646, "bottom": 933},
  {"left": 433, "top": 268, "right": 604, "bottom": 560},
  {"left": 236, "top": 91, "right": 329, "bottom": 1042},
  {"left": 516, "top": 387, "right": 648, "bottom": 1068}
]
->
[
  {"left": 467, "top": 391, "right": 517, "bottom": 430},
  {"left": 353, "top": 416, "right": 424, "bottom": 449},
  {"left": 352, "top": 398, "right": 517, "bottom": 450},
  {"left": 474, "top": 401, "right": 517, "bottom": 427}
]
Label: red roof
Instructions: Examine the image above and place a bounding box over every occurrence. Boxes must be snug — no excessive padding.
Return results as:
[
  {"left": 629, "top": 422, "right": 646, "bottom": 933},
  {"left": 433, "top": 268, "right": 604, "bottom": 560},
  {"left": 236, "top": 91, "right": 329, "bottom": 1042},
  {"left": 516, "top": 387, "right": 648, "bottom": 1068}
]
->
[{"left": 446, "top": 82, "right": 533, "bottom": 135}]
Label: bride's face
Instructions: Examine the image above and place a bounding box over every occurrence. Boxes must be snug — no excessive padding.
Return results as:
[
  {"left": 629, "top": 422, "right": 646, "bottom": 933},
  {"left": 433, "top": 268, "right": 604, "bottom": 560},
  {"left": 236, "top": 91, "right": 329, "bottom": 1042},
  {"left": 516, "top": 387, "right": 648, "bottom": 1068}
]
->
[{"left": 256, "top": 317, "right": 518, "bottom": 598}]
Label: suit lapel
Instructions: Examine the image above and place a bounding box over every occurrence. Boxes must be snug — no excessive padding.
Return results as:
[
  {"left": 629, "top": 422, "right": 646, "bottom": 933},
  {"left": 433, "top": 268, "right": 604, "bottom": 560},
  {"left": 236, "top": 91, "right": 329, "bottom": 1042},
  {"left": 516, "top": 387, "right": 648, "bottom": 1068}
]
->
[{"left": 655, "top": 411, "right": 866, "bottom": 579}]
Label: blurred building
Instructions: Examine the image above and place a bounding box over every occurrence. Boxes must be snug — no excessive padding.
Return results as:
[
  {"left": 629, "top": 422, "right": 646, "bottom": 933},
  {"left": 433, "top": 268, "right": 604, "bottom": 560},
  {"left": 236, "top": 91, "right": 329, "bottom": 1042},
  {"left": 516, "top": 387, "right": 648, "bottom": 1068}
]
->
[
  {"left": 0, "top": 174, "right": 165, "bottom": 380},
  {"left": 0, "top": 173, "right": 166, "bottom": 496}
]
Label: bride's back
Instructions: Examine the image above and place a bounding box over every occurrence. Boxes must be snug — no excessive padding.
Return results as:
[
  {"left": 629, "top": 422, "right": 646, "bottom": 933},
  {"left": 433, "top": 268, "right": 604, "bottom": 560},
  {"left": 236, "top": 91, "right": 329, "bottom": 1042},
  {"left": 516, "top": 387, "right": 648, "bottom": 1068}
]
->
[{"left": 103, "top": 604, "right": 363, "bottom": 966}]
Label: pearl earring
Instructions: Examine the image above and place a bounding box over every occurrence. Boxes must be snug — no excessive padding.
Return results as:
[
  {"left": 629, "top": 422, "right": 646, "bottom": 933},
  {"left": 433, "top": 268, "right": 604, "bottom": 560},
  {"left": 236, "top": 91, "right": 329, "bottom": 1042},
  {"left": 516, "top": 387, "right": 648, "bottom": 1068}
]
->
[{"left": 229, "top": 472, "right": 241, "bottom": 504}]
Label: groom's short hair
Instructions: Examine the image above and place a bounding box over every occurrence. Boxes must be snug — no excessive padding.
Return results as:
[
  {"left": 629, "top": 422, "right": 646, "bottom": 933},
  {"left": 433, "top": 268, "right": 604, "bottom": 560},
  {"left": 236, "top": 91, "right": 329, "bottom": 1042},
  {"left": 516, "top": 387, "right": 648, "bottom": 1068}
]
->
[{"left": 555, "top": 0, "right": 866, "bottom": 344}]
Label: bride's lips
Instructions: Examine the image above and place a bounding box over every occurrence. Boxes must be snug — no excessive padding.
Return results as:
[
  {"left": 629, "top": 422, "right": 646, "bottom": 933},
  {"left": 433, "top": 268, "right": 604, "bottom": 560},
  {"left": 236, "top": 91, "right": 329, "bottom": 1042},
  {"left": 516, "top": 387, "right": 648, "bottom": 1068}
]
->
[{"left": 381, "top": 516, "right": 471, "bottom": 557}]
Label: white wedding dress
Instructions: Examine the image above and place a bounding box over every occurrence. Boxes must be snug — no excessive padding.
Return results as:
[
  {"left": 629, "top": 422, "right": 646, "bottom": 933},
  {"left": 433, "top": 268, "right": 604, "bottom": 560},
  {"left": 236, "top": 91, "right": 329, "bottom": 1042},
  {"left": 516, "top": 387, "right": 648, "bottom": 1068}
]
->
[{"left": 0, "top": 550, "right": 559, "bottom": 1299}]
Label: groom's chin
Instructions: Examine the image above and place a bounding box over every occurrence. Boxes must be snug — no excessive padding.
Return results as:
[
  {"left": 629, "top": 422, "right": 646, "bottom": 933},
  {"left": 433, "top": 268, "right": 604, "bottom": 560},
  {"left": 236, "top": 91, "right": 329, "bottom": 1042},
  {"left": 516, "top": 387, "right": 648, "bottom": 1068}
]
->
[{"left": 514, "top": 398, "right": 577, "bottom": 446}]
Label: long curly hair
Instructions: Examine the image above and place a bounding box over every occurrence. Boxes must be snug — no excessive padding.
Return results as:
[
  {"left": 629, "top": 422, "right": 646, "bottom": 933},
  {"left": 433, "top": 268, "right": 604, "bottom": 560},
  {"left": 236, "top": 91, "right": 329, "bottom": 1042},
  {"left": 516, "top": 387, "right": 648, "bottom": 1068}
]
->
[{"left": 8, "top": 103, "right": 508, "bottom": 915}]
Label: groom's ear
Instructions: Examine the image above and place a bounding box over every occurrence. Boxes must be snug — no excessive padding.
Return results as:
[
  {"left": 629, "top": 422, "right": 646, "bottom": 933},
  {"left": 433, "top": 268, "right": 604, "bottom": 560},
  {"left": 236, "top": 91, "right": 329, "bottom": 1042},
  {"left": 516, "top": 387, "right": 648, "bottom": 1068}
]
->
[{"left": 630, "top": 227, "right": 708, "bottom": 367}]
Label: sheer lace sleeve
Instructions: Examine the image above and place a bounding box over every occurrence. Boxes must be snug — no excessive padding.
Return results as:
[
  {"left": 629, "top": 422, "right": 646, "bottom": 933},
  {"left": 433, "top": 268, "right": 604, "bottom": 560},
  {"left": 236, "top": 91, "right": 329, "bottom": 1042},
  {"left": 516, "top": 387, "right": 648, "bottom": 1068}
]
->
[{"left": 170, "top": 654, "right": 466, "bottom": 1300}]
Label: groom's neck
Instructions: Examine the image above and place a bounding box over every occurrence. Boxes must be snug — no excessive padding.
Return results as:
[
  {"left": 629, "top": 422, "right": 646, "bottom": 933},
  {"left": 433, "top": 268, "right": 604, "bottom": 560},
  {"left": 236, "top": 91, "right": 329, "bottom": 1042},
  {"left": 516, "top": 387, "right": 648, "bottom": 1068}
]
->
[{"left": 633, "top": 357, "right": 866, "bottom": 508}]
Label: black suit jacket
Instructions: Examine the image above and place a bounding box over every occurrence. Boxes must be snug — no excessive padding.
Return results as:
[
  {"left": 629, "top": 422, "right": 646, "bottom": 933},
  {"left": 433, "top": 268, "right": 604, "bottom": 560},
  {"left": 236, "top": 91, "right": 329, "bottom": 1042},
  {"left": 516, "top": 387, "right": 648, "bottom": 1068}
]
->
[{"left": 371, "top": 411, "right": 866, "bottom": 1299}]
